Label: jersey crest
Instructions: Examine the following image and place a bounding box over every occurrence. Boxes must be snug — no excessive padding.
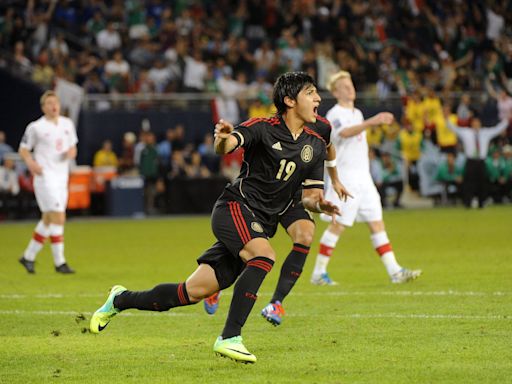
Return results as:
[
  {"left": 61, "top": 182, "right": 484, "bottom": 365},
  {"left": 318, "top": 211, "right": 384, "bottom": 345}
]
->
[{"left": 301, "top": 145, "right": 313, "bottom": 163}]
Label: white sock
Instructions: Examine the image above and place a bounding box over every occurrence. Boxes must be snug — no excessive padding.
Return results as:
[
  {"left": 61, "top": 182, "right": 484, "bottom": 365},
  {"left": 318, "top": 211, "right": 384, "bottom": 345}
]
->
[
  {"left": 370, "top": 231, "right": 401, "bottom": 276},
  {"left": 49, "top": 224, "right": 66, "bottom": 267},
  {"left": 23, "top": 220, "right": 50, "bottom": 261},
  {"left": 313, "top": 230, "right": 340, "bottom": 277}
]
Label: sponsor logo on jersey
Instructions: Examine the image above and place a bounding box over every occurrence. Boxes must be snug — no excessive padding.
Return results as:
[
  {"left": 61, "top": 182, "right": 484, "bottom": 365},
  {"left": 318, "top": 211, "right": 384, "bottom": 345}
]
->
[
  {"left": 251, "top": 222, "right": 264, "bottom": 233},
  {"left": 301, "top": 145, "right": 313, "bottom": 163},
  {"left": 271, "top": 142, "right": 282, "bottom": 151}
]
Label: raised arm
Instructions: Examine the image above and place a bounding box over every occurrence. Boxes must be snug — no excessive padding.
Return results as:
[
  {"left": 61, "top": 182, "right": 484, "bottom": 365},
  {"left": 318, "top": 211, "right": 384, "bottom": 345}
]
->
[
  {"left": 214, "top": 119, "right": 239, "bottom": 155},
  {"left": 339, "top": 112, "right": 394, "bottom": 138}
]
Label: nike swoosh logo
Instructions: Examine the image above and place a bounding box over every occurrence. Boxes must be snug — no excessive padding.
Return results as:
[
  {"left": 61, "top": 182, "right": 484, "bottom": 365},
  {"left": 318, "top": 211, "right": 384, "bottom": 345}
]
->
[
  {"left": 225, "top": 348, "right": 252, "bottom": 356},
  {"left": 98, "top": 322, "right": 109, "bottom": 331}
]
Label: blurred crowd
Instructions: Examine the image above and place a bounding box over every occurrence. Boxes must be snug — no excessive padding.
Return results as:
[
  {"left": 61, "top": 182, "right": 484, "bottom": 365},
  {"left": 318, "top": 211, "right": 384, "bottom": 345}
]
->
[
  {"left": 1, "top": 0, "right": 511, "bottom": 99},
  {"left": 1, "top": 0, "right": 512, "bottom": 216}
]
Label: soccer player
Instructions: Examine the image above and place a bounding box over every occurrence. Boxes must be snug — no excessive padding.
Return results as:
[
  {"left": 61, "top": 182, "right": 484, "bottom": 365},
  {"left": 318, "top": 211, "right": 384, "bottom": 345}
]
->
[
  {"left": 89, "top": 72, "right": 340, "bottom": 363},
  {"left": 310, "top": 70, "right": 421, "bottom": 285},
  {"left": 18, "top": 91, "right": 77, "bottom": 274},
  {"left": 204, "top": 116, "right": 352, "bottom": 325}
]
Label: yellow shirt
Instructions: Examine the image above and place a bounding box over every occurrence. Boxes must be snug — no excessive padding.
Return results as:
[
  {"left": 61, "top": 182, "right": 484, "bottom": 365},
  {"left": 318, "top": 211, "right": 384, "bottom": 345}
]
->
[
  {"left": 405, "top": 99, "right": 425, "bottom": 132},
  {"left": 398, "top": 129, "right": 423, "bottom": 162},
  {"left": 366, "top": 125, "right": 384, "bottom": 147},
  {"left": 435, "top": 113, "right": 458, "bottom": 148},
  {"left": 248, "top": 103, "right": 276, "bottom": 119},
  {"left": 93, "top": 150, "right": 118, "bottom": 167}
]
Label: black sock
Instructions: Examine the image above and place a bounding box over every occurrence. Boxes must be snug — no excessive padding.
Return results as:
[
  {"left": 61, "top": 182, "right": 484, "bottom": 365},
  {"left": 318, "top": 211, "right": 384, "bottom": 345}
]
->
[
  {"left": 271, "top": 243, "right": 309, "bottom": 303},
  {"left": 113, "top": 283, "right": 192, "bottom": 312},
  {"left": 221, "top": 256, "right": 274, "bottom": 339}
]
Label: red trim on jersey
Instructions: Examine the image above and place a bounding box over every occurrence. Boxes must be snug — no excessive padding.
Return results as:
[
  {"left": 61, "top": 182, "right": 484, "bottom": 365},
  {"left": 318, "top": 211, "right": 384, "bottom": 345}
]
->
[
  {"left": 247, "top": 259, "right": 273, "bottom": 273},
  {"left": 319, "top": 243, "right": 334, "bottom": 257},
  {"left": 228, "top": 201, "right": 251, "bottom": 244},
  {"left": 240, "top": 116, "right": 280, "bottom": 127},
  {"left": 241, "top": 117, "right": 264, "bottom": 127},
  {"left": 316, "top": 115, "right": 331, "bottom": 127},
  {"left": 376, "top": 243, "right": 393, "bottom": 256},
  {"left": 304, "top": 126, "right": 326, "bottom": 145},
  {"left": 33, "top": 232, "right": 46, "bottom": 244},
  {"left": 293, "top": 245, "right": 310, "bottom": 254},
  {"left": 50, "top": 235, "right": 63, "bottom": 243}
]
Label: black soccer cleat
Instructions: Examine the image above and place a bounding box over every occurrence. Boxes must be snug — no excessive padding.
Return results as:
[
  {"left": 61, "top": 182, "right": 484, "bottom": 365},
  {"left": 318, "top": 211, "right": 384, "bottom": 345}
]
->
[
  {"left": 19, "top": 257, "right": 35, "bottom": 274},
  {"left": 55, "top": 263, "right": 75, "bottom": 274}
]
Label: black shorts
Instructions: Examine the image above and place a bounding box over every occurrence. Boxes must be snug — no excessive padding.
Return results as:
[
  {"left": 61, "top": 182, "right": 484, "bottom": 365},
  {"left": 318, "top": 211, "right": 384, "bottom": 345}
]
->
[
  {"left": 197, "top": 190, "right": 269, "bottom": 289},
  {"left": 279, "top": 199, "right": 314, "bottom": 231}
]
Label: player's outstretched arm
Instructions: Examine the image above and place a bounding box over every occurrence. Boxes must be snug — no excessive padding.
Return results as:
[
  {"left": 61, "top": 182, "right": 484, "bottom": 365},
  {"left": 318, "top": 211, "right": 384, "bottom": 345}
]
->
[
  {"left": 302, "top": 187, "right": 340, "bottom": 223},
  {"left": 214, "top": 119, "right": 239, "bottom": 154},
  {"left": 339, "top": 112, "right": 394, "bottom": 138}
]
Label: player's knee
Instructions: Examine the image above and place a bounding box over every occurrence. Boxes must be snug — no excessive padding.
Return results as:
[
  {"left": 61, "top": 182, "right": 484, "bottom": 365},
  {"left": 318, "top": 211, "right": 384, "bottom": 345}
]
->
[{"left": 293, "top": 231, "right": 314, "bottom": 247}]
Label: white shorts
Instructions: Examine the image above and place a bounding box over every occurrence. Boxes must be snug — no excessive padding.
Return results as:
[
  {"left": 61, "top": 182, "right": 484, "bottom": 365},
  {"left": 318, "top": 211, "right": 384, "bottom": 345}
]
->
[
  {"left": 321, "top": 178, "right": 382, "bottom": 227},
  {"left": 34, "top": 177, "right": 68, "bottom": 213}
]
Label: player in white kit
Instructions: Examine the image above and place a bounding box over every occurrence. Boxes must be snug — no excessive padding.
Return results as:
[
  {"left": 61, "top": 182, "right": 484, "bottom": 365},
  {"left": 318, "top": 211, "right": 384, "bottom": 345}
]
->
[
  {"left": 18, "top": 91, "right": 78, "bottom": 274},
  {"left": 311, "top": 71, "right": 421, "bottom": 285}
]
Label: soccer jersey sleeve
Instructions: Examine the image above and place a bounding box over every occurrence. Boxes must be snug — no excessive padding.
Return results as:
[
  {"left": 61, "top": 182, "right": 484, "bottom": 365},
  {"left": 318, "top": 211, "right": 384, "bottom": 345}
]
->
[
  {"left": 302, "top": 147, "right": 326, "bottom": 190},
  {"left": 230, "top": 118, "right": 265, "bottom": 150},
  {"left": 314, "top": 116, "right": 332, "bottom": 147},
  {"left": 68, "top": 120, "right": 78, "bottom": 147},
  {"left": 19, "top": 123, "right": 36, "bottom": 151}
]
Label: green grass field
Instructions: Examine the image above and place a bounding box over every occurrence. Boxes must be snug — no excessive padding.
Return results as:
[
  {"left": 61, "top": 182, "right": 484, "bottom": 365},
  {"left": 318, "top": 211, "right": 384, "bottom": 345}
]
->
[{"left": 1, "top": 207, "right": 511, "bottom": 383}]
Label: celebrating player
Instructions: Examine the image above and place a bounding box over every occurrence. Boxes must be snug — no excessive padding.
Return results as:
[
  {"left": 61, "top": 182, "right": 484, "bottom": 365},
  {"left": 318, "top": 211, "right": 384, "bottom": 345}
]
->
[
  {"left": 311, "top": 70, "right": 421, "bottom": 285},
  {"left": 204, "top": 116, "right": 353, "bottom": 326},
  {"left": 18, "top": 91, "right": 77, "bottom": 274},
  {"left": 89, "top": 72, "right": 340, "bottom": 363}
]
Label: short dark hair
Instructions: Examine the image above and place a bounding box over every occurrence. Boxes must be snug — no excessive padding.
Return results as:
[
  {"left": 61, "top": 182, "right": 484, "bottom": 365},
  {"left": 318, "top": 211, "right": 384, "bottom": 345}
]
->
[{"left": 273, "top": 72, "right": 316, "bottom": 115}]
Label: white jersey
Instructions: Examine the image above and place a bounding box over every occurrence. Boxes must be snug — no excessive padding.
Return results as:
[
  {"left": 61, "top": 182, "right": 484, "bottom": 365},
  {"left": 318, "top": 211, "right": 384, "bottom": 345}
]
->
[
  {"left": 326, "top": 104, "right": 371, "bottom": 182},
  {"left": 19, "top": 115, "right": 78, "bottom": 183}
]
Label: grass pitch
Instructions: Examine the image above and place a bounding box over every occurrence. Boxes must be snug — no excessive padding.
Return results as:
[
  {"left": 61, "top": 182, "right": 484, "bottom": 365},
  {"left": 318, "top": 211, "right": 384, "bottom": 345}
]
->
[{"left": 0, "top": 206, "right": 511, "bottom": 383}]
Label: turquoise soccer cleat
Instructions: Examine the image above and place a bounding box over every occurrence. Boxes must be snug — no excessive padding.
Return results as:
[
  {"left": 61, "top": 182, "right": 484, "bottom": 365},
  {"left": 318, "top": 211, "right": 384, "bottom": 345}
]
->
[{"left": 89, "top": 285, "right": 127, "bottom": 334}]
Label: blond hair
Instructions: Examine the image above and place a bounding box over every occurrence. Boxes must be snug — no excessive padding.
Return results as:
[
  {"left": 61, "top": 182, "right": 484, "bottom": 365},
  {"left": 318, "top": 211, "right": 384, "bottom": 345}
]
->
[
  {"left": 40, "top": 90, "right": 59, "bottom": 106},
  {"left": 326, "top": 70, "right": 351, "bottom": 92}
]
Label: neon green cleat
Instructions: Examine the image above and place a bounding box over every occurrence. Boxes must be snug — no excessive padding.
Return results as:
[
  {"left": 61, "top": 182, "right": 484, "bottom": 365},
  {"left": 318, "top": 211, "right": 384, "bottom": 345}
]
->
[
  {"left": 89, "top": 285, "right": 127, "bottom": 334},
  {"left": 213, "top": 336, "right": 257, "bottom": 364}
]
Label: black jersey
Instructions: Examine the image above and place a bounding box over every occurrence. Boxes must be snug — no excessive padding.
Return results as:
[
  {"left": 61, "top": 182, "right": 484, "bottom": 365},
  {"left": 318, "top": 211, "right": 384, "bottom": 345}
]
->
[
  {"left": 288, "top": 115, "right": 332, "bottom": 201},
  {"left": 313, "top": 115, "right": 333, "bottom": 148},
  {"left": 226, "top": 115, "right": 326, "bottom": 221}
]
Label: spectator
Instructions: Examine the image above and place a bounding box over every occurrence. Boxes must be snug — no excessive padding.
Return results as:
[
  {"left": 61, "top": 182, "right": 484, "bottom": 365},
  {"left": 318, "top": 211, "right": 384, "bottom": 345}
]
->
[
  {"left": 435, "top": 152, "right": 464, "bottom": 205},
  {"left": 0, "top": 131, "right": 14, "bottom": 164},
  {"left": 104, "top": 51, "right": 130, "bottom": 93},
  {"left": 13, "top": 41, "right": 32, "bottom": 74},
  {"left": 31, "top": 48, "right": 54, "bottom": 88},
  {"left": 456, "top": 94, "right": 472, "bottom": 126},
  {"left": 396, "top": 118, "right": 422, "bottom": 191},
  {"left": 198, "top": 133, "right": 219, "bottom": 174},
  {"left": 118, "top": 132, "right": 137, "bottom": 175},
  {"left": 156, "top": 128, "right": 174, "bottom": 165},
  {"left": 139, "top": 132, "right": 160, "bottom": 214},
  {"left": 486, "top": 80, "right": 512, "bottom": 139},
  {"left": 485, "top": 149, "right": 508, "bottom": 204},
  {"left": 96, "top": 21, "right": 122, "bottom": 54},
  {"left": 93, "top": 140, "right": 118, "bottom": 168},
  {"left": 0, "top": 156, "right": 20, "bottom": 219},
  {"left": 446, "top": 116, "right": 508, "bottom": 208},
  {"left": 186, "top": 151, "right": 211, "bottom": 178},
  {"left": 381, "top": 152, "right": 403, "bottom": 208},
  {"left": 183, "top": 49, "right": 207, "bottom": 92},
  {"left": 148, "top": 58, "right": 171, "bottom": 93}
]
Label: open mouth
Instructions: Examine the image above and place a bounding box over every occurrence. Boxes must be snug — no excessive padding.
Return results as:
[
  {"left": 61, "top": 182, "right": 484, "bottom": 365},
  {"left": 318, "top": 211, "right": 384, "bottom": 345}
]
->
[{"left": 313, "top": 106, "right": 318, "bottom": 115}]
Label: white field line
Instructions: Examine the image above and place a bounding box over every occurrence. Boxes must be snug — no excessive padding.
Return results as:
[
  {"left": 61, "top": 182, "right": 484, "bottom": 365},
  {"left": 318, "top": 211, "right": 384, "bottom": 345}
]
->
[
  {"left": 0, "top": 309, "right": 509, "bottom": 321},
  {"left": 0, "top": 290, "right": 511, "bottom": 300}
]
